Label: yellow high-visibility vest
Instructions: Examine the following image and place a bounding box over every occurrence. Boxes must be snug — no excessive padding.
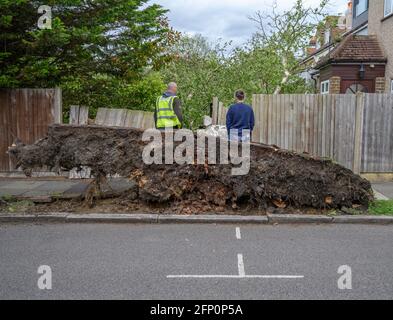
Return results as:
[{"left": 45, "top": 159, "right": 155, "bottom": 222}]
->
[{"left": 155, "top": 95, "right": 181, "bottom": 128}]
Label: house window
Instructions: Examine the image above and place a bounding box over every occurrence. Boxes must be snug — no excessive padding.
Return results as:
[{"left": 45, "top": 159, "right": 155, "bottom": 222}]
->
[
  {"left": 385, "top": 0, "right": 393, "bottom": 17},
  {"left": 355, "top": 0, "right": 368, "bottom": 17},
  {"left": 321, "top": 80, "right": 330, "bottom": 94}
]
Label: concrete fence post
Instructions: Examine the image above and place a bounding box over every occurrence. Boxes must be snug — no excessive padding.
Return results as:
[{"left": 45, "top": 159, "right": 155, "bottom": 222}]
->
[
  {"left": 353, "top": 93, "right": 365, "bottom": 174},
  {"left": 212, "top": 97, "right": 219, "bottom": 125},
  {"left": 70, "top": 106, "right": 89, "bottom": 125},
  {"left": 53, "top": 87, "right": 62, "bottom": 124}
]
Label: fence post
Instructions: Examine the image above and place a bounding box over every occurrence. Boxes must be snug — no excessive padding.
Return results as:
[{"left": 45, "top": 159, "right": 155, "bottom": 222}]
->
[
  {"left": 78, "top": 106, "right": 89, "bottom": 125},
  {"left": 353, "top": 93, "right": 365, "bottom": 174},
  {"left": 53, "top": 87, "right": 62, "bottom": 124},
  {"left": 70, "top": 106, "right": 89, "bottom": 125},
  {"left": 212, "top": 97, "right": 219, "bottom": 125},
  {"left": 218, "top": 101, "right": 225, "bottom": 125}
]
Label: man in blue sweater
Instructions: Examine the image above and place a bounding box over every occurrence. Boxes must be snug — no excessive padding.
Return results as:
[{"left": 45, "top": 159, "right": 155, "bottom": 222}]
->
[{"left": 226, "top": 90, "right": 255, "bottom": 142}]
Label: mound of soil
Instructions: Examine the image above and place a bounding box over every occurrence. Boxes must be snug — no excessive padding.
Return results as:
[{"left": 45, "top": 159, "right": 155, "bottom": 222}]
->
[{"left": 8, "top": 124, "right": 373, "bottom": 211}]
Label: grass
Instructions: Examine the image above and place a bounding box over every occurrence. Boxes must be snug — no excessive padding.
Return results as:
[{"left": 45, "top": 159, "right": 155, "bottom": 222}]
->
[
  {"left": 0, "top": 196, "right": 35, "bottom": 213},
  {"left": 50, "top": 192, "right": 63, "bottom": 198},
  {"left": 6, "top": 200, "right": 35, "bottom": 213},
  {"left": 369, "top": 200, "right": 393, "bottom": 216},
  {"left": 1, "top": 194, "right": 16, "bottom": 202}
]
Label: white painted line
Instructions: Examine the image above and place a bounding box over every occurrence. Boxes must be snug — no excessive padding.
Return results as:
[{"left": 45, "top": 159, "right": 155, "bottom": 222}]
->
[
  {"left": 373, "top": 189, "right": 390, "bottom": 200},
  {"left": 166, "top": 275, "right": 304, "bottom": 279},
  {"left": 237, "top": 254, "right": 245, "bottom": 277},
  {"left": 235, "top": 227, "right": 241, "bottom": 240},
  {"left": 167, "top": 249, "right": 305, "bottom": 280}
]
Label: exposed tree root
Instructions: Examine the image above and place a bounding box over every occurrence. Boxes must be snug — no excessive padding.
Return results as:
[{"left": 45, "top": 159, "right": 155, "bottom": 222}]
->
[{"left": 8, "top": 124, "right": 374, "bottom": 212}]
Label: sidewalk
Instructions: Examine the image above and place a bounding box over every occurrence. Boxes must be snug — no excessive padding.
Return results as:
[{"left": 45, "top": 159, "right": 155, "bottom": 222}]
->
[
  {"left": 0, "top": 177, "right": 392, "bottom": 202},
  {"left": 0, "top": 178, "right": 135, "bottom": 202},
  {"left": 372, "top": 182, "right": 393, "bottom": 200}
]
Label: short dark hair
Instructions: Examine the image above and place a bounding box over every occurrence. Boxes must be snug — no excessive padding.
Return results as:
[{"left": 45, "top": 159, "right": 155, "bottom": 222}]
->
[{"left": 235, "top": 90, "right": 245, "bottom": 101}]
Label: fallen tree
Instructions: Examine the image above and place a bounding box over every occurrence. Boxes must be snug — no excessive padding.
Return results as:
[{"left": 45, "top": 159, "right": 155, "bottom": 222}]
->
[{"left": 8, "top": 124, "right": 373, "bottom": 211}]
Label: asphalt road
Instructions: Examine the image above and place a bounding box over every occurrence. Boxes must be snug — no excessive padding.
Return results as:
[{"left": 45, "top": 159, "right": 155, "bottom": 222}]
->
[{"left": 0, "top": 223, "right": 392, "bottom": 300}]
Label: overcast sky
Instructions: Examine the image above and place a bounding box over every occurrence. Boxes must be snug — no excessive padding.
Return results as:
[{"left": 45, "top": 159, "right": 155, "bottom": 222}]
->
[{"left": 152, "top": 0, "right": 349, "bottom": 46}]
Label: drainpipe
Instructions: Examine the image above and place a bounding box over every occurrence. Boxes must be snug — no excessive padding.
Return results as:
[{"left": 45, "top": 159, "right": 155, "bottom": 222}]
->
[{"left": 310, "top": 71, "right": 319, "bottom": 93}]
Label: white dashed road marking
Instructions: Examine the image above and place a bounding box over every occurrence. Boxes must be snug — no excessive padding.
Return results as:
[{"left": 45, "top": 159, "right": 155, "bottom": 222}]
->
[
  {"left": 237, "top": 254, "right": 245, "bottom": 277},
  {"left": 236, "top": 227, "right": 241, "bottom": 240},
  {"left": 167, "top": 254, "right": 304, "bottom": 280}
]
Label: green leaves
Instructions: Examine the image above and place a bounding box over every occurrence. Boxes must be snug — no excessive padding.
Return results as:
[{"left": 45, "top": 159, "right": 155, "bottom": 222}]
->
[
  {"left": 0, "top": 0, "right": 171, "bottom": 117},
  {"left": 1, "top": 0, "right": 325, "bottom": 126},
  {"left": 162, "top": 35, "right": 231, "bottom": 129},
  {"left": 62, "top": 72, "right": 165, "bottom": 120}
]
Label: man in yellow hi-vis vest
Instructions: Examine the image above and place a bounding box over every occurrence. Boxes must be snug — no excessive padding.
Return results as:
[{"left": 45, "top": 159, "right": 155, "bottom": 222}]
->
[{"left": 154, "top": 82, "right": 183, "bottom": 129}]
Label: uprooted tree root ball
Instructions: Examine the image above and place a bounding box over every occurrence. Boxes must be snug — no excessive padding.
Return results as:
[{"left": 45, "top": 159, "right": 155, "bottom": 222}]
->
[{"left": 9, "top": 125, "right": 373, "bottom": 212}]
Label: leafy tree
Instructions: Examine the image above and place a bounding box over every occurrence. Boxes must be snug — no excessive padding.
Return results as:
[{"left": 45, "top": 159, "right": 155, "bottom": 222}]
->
[
  {"left": 249, "top": 0, "right": 329, "bottom": 93},
  {"left": 162, "top": 35, "right": 230, "bottom": 129},
  {"left": 0, "top": 0, "right": 176, "bottom": 118},
  {"left": 62, "top": 72, "right": 166, "bottom": 119},
  {"left": 162, "top": 1, "right": 328, "bottom": 128},
  {"left": 1, "top": 0, "right": 328, "bottom": 126}
]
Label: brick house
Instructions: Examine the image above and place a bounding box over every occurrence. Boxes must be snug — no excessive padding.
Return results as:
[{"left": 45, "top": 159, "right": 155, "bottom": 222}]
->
[
  {"left": 315, "top": 35, "right": 387, "bottom": 94},
  {"left": 367, "top": 0, "right": 393, "bottom": 93},
  {"left": 304, "top": 0, "right": 393, "bottom": 94}
]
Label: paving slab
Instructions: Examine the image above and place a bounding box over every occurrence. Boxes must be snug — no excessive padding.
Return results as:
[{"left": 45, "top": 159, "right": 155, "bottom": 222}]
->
[
  {"left": 0, "top": 178, "right": 135, "bottom": 200},
  {"left": 62, "top": 181, "right": 91, "bottom": 196},
  {"left": 21, "top": 180, "right": 84, "bottom": 197},
  {"left": 101, "top": 179, "right": 136, "bottom": 194},
  {"left": 43, "top": 180, "right": 85, "bottom": 190},
  {"left": 0, "top": 180, "right": 47, "bottom": 188},
  {"left": 372, "top": 183, "right": 393, "bottom": 199},
  {"left": 0, "top": 189, "right": 33, "bottom": 197}
]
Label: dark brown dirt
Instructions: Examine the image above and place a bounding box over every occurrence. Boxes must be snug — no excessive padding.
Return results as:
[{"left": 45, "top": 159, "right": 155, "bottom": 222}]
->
[{"left": 8, "top": 124, "right": 374, "bottom": 213}]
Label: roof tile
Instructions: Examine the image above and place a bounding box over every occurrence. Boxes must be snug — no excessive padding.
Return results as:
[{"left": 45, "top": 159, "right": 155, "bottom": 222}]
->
[{"left": 316, "top": 35, "right": 387, "bottom": 67}]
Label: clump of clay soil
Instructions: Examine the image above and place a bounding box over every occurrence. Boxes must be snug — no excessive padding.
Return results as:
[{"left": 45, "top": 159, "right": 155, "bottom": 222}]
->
[{"left": 8, "top": 124, "right": 374, "bottom": 212}]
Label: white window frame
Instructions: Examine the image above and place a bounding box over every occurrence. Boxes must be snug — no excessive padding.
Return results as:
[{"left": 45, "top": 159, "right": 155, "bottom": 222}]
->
[
  {"left": 385, "top": 0, "right": 393, "bottom": 17},
  {"left": 320, "top": 80, "right": 330, "bottom": 94}
]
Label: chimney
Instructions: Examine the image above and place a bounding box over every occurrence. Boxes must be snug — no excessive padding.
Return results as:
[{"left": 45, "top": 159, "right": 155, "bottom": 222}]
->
[{"left": 345, "top": 1, "right": 353, "bottom": 31}]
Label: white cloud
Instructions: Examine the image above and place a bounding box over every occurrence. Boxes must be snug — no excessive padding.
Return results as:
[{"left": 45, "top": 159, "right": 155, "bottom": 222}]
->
[{"left": 151, "top": 0, "right": 349, "bottom": 46}]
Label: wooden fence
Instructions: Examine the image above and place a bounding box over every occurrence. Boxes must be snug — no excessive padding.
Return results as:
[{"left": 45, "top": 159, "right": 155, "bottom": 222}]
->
[
  {"left": 95, "top": 108, "right": 154, "bottom": 129},
  {"left": 2, "top": 90, "right": 390, "bottom": 174},
  {"left": 212, "top": 97, "right": 227, "bottom": 126},
  {"left": 69, "top": 106, "right": 155, "bottom": 129},
  {"left": 362, "top": 94, "right": 393, "bottom": 173},
  {"left": 0, "top": 88, "right": 62, "bottom": 172},
  {"left": 69, "top": 105, "right": 89, "bottom": 125},
  {"left": 212, "top": 93, "right": 393, "bottom": 174}
]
